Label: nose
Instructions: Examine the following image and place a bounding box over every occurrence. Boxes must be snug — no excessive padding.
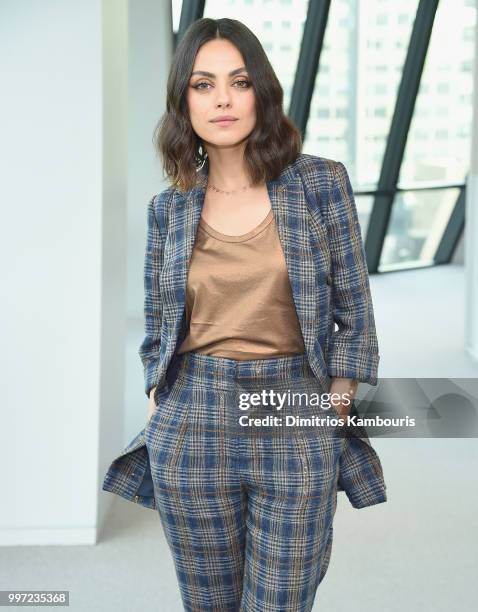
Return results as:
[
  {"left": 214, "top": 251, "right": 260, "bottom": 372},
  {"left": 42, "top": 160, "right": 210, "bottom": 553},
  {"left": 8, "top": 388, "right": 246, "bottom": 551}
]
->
[{"left": 213, "top": 82, "right": 232, "bottom": 108}]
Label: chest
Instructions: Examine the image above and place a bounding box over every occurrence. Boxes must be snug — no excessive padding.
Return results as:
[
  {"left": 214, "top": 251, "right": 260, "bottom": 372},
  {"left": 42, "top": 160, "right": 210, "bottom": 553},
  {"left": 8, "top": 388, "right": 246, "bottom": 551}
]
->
[
  {"left": 199, "top": 184, "right": 272, "bottom": 236},
  {"left": 159, "top": 179, "right": 333, "bottom": 329}
]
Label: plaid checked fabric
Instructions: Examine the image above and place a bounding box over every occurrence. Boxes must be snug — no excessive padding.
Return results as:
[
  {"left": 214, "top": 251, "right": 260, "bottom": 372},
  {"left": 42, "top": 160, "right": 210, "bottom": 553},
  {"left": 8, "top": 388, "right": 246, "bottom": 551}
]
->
[
  {"left": 101, "top": 154, "right": 388, "bottom": 609},
  {"left": 143, "top": 351, "right": 346, "bottom": 611},
  {"left": 138, "top": 153, "right": 380, "bottom": 401},
  {"left": 102, "top": 153, "right": 386, "bottom": 517}
]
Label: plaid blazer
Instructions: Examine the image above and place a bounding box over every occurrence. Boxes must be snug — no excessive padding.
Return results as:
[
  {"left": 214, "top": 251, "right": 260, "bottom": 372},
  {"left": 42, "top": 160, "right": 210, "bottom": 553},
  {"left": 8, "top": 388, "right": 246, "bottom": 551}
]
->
[{"left": 102, "top": 153, "right": 387, "bottom": 510}]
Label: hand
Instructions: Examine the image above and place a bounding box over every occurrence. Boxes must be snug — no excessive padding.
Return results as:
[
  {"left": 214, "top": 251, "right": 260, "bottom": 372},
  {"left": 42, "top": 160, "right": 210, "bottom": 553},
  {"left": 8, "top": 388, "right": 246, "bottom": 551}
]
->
[{"left": 329, "top": 378, "right": 358, "bottom": 417}]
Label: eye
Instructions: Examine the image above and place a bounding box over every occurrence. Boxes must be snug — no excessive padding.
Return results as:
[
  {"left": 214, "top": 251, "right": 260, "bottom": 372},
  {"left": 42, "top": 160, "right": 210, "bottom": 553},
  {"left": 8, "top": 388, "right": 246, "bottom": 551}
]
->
[
  {"left": 192, "top": 81, "right": 211, "bottom": 90},
  {"left": 191, "top": 79, "right": 251, "bottom": 91},
  {"left": 234, "top": 79, "right": 251, "bottom": 88}
]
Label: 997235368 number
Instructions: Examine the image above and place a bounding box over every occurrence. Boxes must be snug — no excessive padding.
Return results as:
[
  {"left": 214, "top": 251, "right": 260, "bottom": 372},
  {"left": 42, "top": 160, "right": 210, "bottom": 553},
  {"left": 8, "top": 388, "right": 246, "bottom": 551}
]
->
[{"left": 0, "top": 590, "right": 69, "bottom": 606}]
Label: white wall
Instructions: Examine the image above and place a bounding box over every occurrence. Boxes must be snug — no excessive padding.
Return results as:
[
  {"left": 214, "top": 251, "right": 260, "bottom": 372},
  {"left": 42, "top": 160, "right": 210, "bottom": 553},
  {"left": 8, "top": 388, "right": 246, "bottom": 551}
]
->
[
  {"left": 127, "top": 1, "right": 173, "bottom": 320},
  {"left": 465, "top": 1, "right": 478, "bottom": 365},
  {"left": 124, "top": 0, "right": 172, "bottom": 439},
  {"left": 0, "top": 0, "right": 171, "bottom": 545}
]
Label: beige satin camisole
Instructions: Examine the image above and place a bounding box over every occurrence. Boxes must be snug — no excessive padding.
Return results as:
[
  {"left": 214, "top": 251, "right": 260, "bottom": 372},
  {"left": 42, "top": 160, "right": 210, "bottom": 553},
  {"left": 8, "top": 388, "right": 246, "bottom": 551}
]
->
[{"left": 176, "top": 207, "right": 305, "bottom": 358}]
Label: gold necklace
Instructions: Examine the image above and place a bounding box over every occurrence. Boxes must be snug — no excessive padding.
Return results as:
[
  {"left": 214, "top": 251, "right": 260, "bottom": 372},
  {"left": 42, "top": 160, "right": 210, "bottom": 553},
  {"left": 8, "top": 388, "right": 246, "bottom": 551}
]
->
[{"left": 207, "top": 181, "right": 253, "bottom": 195}]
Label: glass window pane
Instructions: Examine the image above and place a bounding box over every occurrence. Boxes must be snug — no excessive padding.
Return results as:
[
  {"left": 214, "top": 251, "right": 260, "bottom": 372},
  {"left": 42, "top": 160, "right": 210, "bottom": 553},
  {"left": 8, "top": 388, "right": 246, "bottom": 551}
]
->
[
  {"left": 303, "top": 0, "right": 418, "bottom": 190},
  {"left": 203, "top": 0, "right": 309, "bottom": 112},
  {"left": 379, "top": 188, "right": 461, "bottom": 270},
  {"left": 398, "top": 0, "right": 477, "bottom": 187},
  {"left": 172, "top": 0, "right": 182, "bottom": 33},
  {"left": 354, "top": 195, "right": 374, "bottom": 239}
]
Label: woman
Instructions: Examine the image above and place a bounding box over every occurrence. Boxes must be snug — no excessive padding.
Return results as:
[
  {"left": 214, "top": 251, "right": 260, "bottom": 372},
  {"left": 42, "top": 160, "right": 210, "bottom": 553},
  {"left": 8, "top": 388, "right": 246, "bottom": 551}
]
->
[{"left": 103, "top": 17, "right": 386, "bottom": 612}]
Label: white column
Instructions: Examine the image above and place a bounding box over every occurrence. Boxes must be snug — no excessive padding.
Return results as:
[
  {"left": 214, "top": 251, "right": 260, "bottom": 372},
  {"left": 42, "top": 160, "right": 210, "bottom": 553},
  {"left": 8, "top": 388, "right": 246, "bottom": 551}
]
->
[
  {"left": 465, "top": 0, "right": 478, "bottom": 364},
  {"left": 125, "top": 0, "right": 173, "bottom": 437},
  {"left": 0, "top": 0, "right": 171, "bottom": 546}
]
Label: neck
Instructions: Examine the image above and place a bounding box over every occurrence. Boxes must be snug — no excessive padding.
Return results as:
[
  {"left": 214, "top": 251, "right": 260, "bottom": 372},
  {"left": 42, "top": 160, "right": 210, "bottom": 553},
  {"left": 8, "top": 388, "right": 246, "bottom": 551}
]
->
[{"left": 203, "top": 144, "right": 250, "bottom": 190}]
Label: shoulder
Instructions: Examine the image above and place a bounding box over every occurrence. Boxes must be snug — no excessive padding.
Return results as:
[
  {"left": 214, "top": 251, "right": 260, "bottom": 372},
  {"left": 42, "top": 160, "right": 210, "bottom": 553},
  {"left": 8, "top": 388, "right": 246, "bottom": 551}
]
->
[
  {"left": 292, "top": 154, "right": 347, "bottom": 220},
  {"left": 149, "top": 185, "right": 176, "bottom": 209},
  {"left": 293, "top": 153, "right": 354, "bottom": 206},
  {"left": 293, "top": 153, "right": 342, "bottom": 188},
  {"left": 148, "top": 186, "right": 176, "bottom": 232}
]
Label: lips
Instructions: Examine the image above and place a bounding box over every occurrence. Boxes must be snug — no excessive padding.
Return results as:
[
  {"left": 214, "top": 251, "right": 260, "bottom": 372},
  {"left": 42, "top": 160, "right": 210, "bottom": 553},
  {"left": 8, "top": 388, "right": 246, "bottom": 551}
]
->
[
  {"left": 210, "top": 118, "right": 238, "bottom": 127},
  {"left": 210, "top": 117, "right": 238, "bottom": 123}
]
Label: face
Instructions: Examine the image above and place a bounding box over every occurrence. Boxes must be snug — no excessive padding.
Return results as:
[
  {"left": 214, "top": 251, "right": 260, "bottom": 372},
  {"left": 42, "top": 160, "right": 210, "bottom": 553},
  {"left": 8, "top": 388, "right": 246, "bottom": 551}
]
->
[{"left": 186, "top": 39, "right": 257, "bottom": 151}]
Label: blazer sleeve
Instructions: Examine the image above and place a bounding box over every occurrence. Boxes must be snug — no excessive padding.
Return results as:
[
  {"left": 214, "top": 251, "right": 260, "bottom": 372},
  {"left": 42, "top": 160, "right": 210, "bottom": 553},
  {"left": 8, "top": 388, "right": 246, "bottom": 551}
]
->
[
  {"left": 138, "top": 193, "right": 167, "bottom": 398},
  {"left": 326, "top": 161, "right": 380, "bottom": 385}
]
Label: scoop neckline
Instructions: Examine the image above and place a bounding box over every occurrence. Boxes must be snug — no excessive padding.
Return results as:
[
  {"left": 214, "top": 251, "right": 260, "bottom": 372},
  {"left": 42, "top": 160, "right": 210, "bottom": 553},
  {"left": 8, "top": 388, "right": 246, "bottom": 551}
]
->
[{"left": 199, "top": 209, "right": 274, "bottom": 243}]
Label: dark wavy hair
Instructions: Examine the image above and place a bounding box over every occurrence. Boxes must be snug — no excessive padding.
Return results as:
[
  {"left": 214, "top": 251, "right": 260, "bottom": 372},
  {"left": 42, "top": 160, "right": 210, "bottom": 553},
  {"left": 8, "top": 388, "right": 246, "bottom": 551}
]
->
[{"left": 154, "top": 17, "right": 302, "bottom": 192}]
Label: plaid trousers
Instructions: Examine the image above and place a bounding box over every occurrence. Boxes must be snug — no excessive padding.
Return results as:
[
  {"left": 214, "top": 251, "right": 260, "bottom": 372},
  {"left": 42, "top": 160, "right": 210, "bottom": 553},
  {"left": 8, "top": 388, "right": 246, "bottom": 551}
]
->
[{"left": 144, "top": 350, "right": 346, "bottom": 612}]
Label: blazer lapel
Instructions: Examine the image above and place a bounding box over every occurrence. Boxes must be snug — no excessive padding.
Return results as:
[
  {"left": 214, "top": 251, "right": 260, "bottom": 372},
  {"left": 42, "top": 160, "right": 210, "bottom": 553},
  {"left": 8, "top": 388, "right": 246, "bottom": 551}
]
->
[
  {"left": 162, "top": 163, "right": 319, "bottom": 358},
  {"left": 266, "top": 174, "right": 318, "bottom": 356}
]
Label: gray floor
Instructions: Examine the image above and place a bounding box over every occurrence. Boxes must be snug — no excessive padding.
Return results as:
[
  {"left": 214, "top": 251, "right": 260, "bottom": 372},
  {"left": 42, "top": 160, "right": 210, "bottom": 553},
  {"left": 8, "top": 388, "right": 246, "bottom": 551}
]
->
[{"left": 2, "top": 264, "right": 477, "bottom": 611}]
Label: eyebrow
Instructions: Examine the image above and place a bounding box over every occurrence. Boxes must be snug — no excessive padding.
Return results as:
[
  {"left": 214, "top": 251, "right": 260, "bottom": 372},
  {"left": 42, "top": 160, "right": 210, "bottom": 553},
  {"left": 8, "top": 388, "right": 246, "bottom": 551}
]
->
[{"left": 190, "top": 67, "right": 248, "bottom": 78}]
